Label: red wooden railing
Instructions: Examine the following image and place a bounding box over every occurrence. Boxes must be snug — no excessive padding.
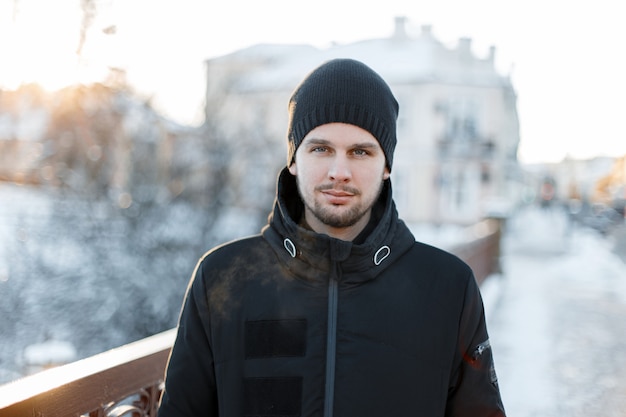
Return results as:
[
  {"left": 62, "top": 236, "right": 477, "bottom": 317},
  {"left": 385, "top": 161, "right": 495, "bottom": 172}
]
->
[
  {"left": 0, "top": 218, "right": 502, "bottom": 417},
  {"left": 449, "top": 218, "right": 502, "bottom": 285}
]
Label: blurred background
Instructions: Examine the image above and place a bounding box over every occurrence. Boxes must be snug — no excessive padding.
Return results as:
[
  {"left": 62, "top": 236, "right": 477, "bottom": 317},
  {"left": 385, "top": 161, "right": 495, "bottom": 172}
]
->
[{"left": 1, "top": 0, "right": 625, "bottom": 415}]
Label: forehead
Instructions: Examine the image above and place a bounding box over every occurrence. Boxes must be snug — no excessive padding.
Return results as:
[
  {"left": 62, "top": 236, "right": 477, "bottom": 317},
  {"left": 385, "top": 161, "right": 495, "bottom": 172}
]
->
[{"left": 301, "top": 123, "right": 380, "bottom": 148}]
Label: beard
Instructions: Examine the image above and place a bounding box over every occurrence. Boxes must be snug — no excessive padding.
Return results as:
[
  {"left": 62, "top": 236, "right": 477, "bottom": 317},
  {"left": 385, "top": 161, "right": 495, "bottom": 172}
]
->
[
  {"left": 308, "top": 199, "right": 366, "bottom": 228},
  {"left": 300, "top": 181, "right": 384, "bottom": 229}
]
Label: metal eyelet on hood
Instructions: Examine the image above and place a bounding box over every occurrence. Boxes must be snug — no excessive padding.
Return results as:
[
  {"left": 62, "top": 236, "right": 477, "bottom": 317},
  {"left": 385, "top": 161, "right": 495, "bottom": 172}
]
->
[
  {"left": 284, "top": 238, "right": 297, "bottom": 258},
  {"left": 373, "top": 245, "right": 390, "bottom": 265}
]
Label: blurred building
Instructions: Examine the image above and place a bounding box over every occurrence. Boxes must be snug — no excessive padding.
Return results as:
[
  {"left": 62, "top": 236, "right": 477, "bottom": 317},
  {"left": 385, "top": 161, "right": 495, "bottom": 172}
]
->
[
  {"left": 203, "top": 17, "right": 521, "bottom": 225},
  {"left": 525, "top": 156, "right": 621, "bottom": 204}
]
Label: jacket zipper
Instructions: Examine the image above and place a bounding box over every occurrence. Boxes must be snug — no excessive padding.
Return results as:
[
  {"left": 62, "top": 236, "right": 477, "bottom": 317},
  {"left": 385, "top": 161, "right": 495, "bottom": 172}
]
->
[{"left": 324, "top": 276, "right": 339, "bottom": 417}]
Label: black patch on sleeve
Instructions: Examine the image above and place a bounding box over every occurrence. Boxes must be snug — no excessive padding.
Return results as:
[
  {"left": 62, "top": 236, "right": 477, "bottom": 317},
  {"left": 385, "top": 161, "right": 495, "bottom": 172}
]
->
[
  {"left": 245, "top": 319, "right": 307, "bottom": 358},
  {"left": 243, "top": 377, "right": 302, "bottom": 417}
]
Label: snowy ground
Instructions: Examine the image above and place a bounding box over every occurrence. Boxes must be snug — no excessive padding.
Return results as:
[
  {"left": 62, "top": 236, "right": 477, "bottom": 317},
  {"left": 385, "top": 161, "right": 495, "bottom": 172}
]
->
[{"left": 482, "top": 206, "right": 626, "bottom": 417}]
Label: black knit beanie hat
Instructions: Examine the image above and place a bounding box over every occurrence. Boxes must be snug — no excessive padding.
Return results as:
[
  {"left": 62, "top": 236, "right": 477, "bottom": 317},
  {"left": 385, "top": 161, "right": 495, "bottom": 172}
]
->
[{"left": 287, "top": 58, "right": 399, "bottom": 171}]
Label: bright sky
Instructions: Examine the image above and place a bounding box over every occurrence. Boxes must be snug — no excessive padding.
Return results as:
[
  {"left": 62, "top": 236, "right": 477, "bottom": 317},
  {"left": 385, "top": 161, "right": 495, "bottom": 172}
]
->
[{"left": 1, "top": 0, "right": 625, "bottom": 164}]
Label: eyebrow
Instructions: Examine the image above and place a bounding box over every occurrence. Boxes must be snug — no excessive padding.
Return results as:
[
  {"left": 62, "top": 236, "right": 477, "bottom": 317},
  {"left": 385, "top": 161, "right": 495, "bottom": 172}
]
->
[{"left": 302, "top": 138, "right": 331, "bottom": 145}]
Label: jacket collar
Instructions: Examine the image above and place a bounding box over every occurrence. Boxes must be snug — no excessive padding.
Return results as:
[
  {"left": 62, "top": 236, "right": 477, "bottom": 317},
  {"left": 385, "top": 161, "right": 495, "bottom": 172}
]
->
[{"left": 262, "top": 168, "right": 415, "bottom": 285}]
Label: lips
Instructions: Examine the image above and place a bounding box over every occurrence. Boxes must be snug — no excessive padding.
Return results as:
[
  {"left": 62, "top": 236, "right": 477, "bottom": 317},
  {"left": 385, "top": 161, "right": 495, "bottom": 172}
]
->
[{"left": 321, "top": 188, "right": 356, "bottom": 205}]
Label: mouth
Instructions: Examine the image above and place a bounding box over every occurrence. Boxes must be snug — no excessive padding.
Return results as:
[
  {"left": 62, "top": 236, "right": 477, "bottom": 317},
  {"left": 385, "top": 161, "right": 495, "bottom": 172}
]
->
[{"left": 319, "top": 188, "right": 357, "bottom": 205}]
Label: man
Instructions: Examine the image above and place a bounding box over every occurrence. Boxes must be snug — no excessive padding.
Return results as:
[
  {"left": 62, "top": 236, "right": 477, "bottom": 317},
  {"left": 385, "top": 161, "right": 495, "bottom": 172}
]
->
[{"left": 158, "top": 58, "right": 506, "bottom": 417}]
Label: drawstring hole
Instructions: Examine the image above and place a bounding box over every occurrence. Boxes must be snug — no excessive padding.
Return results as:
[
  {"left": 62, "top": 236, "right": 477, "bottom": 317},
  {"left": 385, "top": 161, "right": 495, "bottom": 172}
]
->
[
  {"left": 283, "top": 238, "right": 297, "bottom": 258},
  {"left": 373, "top": 245, "right": 390, "bottom": 265}
]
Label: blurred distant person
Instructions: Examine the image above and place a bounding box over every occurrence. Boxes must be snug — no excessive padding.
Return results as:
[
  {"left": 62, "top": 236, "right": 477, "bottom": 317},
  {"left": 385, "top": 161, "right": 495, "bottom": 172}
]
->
[
  {"left": 539, "top": 177, "right": 556, "bottom": 209},
  {"left": 158, "top": 59, "right": 506, "bottom": 417}
]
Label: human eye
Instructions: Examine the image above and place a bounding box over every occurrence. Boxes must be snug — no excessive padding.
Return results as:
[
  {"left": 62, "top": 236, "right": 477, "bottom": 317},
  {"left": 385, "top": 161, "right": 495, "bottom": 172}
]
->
[
  {"left": 311, "top": 146, "right": 329, "bottom": 153},
  {"left": 352, "top": 148, "right": 371, "bottom": 157}
]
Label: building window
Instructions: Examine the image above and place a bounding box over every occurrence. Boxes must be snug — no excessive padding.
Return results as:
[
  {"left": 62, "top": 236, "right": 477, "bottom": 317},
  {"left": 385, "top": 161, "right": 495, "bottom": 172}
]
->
[{"left": 442, "top": 98, "right": 480, "bottom": 144}]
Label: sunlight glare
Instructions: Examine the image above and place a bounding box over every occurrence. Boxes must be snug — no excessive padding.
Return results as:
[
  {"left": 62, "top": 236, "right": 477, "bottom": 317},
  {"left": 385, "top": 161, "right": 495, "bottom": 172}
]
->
[{"left": 0, "top": 0, "right": 107, "bottom": 92}]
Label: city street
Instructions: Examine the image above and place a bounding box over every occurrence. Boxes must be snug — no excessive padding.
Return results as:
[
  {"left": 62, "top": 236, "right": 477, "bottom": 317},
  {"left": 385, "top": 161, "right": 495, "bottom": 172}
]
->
[{"left": 483, "top": 206, "right": 626, "bottom": 416}]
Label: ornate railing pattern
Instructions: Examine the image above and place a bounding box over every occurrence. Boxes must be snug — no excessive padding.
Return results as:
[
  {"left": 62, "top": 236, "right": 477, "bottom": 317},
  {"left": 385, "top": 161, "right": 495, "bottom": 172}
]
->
[{"left": 0, "top": 218, "right": 502, "bottom": 417}]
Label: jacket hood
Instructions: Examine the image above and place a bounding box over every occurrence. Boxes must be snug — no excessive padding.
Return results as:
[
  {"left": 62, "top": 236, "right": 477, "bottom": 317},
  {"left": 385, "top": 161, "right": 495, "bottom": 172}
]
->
[{"left": 262, "top": 167, "right": 415, "bottom": 285}]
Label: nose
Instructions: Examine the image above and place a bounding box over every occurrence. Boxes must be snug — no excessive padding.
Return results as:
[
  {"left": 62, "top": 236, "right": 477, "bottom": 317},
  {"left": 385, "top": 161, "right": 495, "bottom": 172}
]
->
[{"left": 328, "top": 155, "right": 351, "bottom": 182}]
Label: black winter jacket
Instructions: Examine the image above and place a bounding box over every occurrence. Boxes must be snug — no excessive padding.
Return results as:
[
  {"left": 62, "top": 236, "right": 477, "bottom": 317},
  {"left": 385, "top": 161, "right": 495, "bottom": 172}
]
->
[{"left": 158, "top": 168, "right": 506, "bottom": 417}]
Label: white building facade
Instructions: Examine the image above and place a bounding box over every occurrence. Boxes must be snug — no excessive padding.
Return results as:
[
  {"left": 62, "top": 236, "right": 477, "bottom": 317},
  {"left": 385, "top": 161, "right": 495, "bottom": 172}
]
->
[{"left": 204, "top": 18, "right": 521, "bottom": 225}]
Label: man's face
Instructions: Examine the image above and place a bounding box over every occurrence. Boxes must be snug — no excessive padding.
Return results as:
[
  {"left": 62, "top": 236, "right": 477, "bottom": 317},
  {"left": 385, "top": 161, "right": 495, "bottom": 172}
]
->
[{"left": 289, "top": 123, "right": 390, "bottom": 240}]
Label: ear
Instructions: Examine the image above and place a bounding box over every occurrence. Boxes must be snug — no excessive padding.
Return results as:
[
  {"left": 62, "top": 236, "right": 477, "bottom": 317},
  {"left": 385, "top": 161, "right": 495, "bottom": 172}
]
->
[
  {"left": 288, "top": 162, "right": 297, "bottom": 176},
  {"left": 383, "top": 167, "right": 390, "bottom": 180}
]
